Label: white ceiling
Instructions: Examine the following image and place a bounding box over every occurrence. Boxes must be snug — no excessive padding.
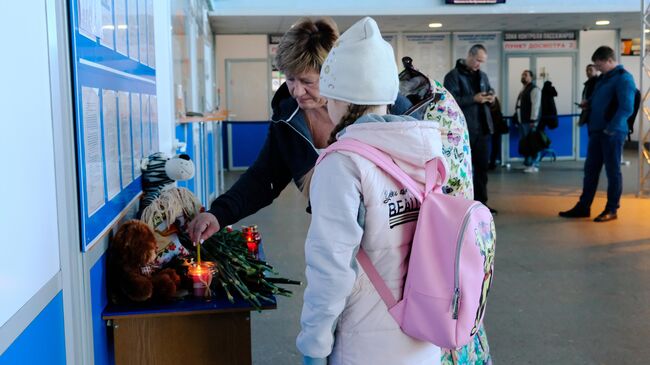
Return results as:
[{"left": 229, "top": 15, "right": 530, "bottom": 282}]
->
[{"left": 208, "top": 12, "right": 643, "bottom": 38}]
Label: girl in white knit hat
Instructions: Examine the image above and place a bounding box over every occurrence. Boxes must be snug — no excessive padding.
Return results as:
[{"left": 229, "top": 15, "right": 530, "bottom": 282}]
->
[{"left": 297, "top": 17, "right": 443, "bottom": 365}]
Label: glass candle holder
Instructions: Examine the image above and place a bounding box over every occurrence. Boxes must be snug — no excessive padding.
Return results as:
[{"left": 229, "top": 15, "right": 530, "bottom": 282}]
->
[{"left": 188, "top": 262, "right": 214, "bottom": 298}]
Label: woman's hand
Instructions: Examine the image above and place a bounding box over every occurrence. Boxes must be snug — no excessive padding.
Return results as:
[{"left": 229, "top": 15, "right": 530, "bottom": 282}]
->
[{"left": 187, "top": 212, "right": 221, "bottom": 243}]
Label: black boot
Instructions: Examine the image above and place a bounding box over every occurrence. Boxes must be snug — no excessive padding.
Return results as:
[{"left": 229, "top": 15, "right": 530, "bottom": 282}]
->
[{"left": 558, "top": 204, "right": 590, "bottom": 218}]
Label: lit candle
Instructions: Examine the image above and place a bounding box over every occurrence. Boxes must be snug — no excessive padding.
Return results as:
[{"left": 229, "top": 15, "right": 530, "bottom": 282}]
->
[
  {"left": 188, "top": 262, "right": 213, "bottom": 298},
  {"left": 242, "top": 226, "right": 258, "bottom": 255},
  {"left": 246, "top": 236, "right": 257, "bottom": 254}
]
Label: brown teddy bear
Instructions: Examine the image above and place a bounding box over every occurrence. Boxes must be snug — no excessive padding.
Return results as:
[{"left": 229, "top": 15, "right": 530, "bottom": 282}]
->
[{"left": 108, "top": 219, "right": 181, "bottom": 303}]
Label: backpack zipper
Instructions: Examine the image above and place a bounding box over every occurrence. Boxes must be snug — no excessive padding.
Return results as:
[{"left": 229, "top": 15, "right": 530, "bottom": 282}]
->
[{"left": 452, "top": 203, "right": 482, "bottom": 319}]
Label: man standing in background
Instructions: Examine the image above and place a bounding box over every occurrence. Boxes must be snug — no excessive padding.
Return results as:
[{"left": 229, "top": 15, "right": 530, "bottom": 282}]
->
[
  {"left": 516, "top": 69, "right": 542, "bottom": 173},
  {"left": 559, "top": 46, "right": 635, "bottom": 222},
  {"left": 444, "top": 44, "right": 497, "bottom": 214},
  {"left": 578, "top": 64, "right": 599, "bottom": 126}
]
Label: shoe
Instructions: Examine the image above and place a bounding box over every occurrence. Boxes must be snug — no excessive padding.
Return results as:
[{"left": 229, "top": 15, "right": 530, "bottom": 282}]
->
[
  {"left": 523, "top": 166, "right": 539, "bottom": 173},
  {"left": 594, "top": 210, "right": 617, "bottom": 222},
  {"left": 558, "top": 204, "right": 590, "bottom": 218}
]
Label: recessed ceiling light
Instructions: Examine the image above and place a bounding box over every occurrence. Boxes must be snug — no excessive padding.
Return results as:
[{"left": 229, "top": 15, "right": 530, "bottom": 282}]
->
[
  {"left": 429, "top": 23, "right": 443, "bottom": 28},
  {"left": 595, "top": 20, "right": 610, "bottom": 26}
]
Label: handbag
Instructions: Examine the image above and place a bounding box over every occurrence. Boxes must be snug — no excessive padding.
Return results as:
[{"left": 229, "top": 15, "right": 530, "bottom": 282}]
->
[{"left": 518, "top": 129, "right": 550, "bottom": 157}]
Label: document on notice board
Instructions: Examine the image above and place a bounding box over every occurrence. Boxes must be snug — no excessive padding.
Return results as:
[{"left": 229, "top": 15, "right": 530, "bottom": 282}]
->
[
  {"left": 102, "top": 90, "right": 120, "bottom": 199},
  {"left": 82, "top": 87, "right": 105, "bottom": 216},
  {"left": 99, "top": 0, "right": 114, "bottom": 49},
  {"left": 146, "top": 0, "right": 155, "bottom": 68},
  {"left": 150, "top": 95, "right": 158, "bottom": 151},
  {"left": 138, "top": 0, "right": 148, "bottom": 65},
  {"left": 142, "top": 94, "right": 150, "bottom": 156},
  {"left": 114, "top": 0, "right": 127, "bottom": 56},
  {"left": 127, "top": 0, "right": 139, "bottom": 61},
  {"left": 118, "top": 91, "right": 133, "bottom": 187},
  {"left": 79, "top": 0, "right": 102, "bottom": 41},
  {"left": 131, "top": 93, "right": 142, "bottom": 178}
]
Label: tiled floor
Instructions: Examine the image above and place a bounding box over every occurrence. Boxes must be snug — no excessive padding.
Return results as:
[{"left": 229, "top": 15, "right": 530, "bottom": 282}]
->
[{"left": 228, "top": 150, "right": 650, "bottom": 364}]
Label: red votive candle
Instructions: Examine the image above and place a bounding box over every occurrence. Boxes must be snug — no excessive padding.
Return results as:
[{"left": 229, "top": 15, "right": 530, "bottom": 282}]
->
[{"left": 188, "top": 262, "right": 213, "bottom": 298}]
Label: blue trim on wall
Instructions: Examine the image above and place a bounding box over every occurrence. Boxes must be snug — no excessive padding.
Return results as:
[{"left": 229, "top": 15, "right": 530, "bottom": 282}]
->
[
  {"left": 91, "top": 253, "right": 114, "bottom": 365},
  {"left": 0, "top": 292, "right": 66, "bottom": 365}
]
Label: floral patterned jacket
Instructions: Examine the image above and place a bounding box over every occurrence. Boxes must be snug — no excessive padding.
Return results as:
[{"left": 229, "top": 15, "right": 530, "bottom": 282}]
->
[{"left": 424, "top": 80, "right": 492, "bottom": 365}]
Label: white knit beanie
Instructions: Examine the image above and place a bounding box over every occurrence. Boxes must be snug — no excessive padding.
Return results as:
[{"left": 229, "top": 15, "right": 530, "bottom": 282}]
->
[{"left": 319, "top": 17, "right": 399, "bottom": 105}]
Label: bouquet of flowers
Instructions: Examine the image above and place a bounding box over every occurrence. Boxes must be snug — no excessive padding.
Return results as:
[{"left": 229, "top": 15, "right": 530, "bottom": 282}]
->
[{"left": 180, "top": 227, "right": 299, "bottom": 310}]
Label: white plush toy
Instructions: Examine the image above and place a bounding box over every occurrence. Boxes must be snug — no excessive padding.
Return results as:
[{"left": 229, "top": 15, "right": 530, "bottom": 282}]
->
[{"left": 138, "top": 152, "right": 195, "bottom": 215}]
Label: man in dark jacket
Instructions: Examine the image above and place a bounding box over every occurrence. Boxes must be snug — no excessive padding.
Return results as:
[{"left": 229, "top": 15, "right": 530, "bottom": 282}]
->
[
  {"left": 578, "top": 64, "right": 599, "bottom": 126},
  {"left": 516, "top": 69, "right": 541, "bottom": 173},
  {"left": 559, "top": 46, "right": 636, "bottom": 222},
  {"left": 444, "top": 44, "right": 497, "bottom": 213}
]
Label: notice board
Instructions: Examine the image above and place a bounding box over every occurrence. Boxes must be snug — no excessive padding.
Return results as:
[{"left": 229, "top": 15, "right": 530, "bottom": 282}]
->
[{"left": 70, "top": 0, "right": 158, "bottom": 250}]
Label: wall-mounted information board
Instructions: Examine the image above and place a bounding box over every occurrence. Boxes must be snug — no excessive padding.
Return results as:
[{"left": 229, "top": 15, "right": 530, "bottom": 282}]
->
[{"left": 70, "top": 0, "right": 158, "bottom": 250}]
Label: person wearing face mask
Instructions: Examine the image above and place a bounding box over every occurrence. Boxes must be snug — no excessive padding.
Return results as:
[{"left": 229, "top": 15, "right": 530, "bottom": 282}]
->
[
  {"left": 186, "top": 17, "right": 413, "bottom": 242},
  {"left": 516, "top": 69, "right": 542, "bottom": 173},
  {"left": 444, "top": 45, "right": 497, "bottom": 214}
]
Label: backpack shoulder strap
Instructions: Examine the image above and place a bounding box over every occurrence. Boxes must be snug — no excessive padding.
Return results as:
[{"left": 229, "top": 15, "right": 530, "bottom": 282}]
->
[
  {"left": 317, "top": 138, "right": 446, "bottom": 201},
  {"left": 356, "top": 248, "right": 398, "bottom": 308}
]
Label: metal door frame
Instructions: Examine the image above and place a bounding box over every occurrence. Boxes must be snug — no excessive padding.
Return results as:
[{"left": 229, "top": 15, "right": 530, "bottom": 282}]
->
[{"left": 503, "top": 52, "right": 578, "bottom": 161}]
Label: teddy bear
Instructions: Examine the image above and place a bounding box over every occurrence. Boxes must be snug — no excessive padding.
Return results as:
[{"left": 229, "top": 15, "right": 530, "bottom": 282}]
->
[
  {"left": 108, "top": 219, "right": 182, "bottom": 303},
  {"left": 138, "top": 152, "right": 195, "bottom": 217}
]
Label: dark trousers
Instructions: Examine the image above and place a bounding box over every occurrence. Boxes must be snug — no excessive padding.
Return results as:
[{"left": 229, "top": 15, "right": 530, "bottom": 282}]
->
[
  {"left": 489, "top": 133, "right": 501, "bottom": 167},
  {"left": 471, "top": 133, "right": 490, "bottom": 204},
  {"left": 578, "top": 131, "right": 626, "bottom": 212}
]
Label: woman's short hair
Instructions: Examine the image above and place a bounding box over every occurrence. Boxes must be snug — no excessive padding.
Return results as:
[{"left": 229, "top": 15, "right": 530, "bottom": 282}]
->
[{"left": 275, "top": 17, "right": 339, "bottom": 75}]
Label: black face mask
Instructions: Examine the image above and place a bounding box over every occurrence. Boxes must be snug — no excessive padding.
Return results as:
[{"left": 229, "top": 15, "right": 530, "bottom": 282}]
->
[{"left": 521, "top": 77, "right": 527, "bottom": 84}]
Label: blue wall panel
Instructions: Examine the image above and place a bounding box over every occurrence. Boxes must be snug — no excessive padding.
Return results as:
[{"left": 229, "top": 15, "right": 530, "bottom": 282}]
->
[
  {"left": 175, "top": 123, "right": 196, "bottom": 193},
  {"left": 0, "top": 292, "right": 66, "bottom": 365},
  {"left": 207, "top": 130, "right": 215, "bottom": 195},
  {"left": 579, "top": 123, "right": 589, "bottom": 158},
  {"left": 228, "top": 122, "right": 269, "bottom": 168},
  {"left": 91, "top": 254, "right": 114, "bottom": 365},
  {"left": 509, "top": 115, "right": 578, "bottom": 159}
]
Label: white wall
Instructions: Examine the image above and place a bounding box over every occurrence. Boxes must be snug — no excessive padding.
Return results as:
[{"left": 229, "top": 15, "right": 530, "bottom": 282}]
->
[
  {"left": 578, "top": 29, "right": 618, "bottom": 97},
  {"left": 215, "top": 34, "right": 268, "bottom": 108},
  {"left": 0, "top": 1, "right": 61, "bottom": 327}
]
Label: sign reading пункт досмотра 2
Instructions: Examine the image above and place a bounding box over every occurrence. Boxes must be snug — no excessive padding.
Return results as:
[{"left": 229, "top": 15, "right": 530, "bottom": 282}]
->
[{"left": 503, "top": 31, "right": 578, "bottom": 52}]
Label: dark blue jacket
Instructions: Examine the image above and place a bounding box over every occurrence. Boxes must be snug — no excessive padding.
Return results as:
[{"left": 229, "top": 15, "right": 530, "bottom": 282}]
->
[
  {"left": 208, "top": 83, "right": 412, "bottom": 227},
  {"left": 588, "top": 65, "right": 636, "bottom": 134}
]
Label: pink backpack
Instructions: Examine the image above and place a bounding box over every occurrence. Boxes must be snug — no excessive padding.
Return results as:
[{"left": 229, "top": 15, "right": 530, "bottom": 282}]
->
[{"left": 316, "top": 138, "right": 496, "bottom": 349}]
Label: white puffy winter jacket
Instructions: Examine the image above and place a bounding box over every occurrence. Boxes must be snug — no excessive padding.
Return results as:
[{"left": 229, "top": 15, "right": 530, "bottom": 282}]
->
[{"left": 297, "top": 114, "right": 443, "bottom": 365}]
